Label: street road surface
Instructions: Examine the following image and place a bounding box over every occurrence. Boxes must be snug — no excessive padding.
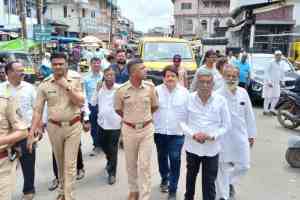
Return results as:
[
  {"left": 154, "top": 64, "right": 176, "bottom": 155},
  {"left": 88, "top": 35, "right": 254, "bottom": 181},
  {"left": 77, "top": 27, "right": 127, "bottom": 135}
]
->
[{"left": 13, "top": 108, "right": 300, "bottom": 200}]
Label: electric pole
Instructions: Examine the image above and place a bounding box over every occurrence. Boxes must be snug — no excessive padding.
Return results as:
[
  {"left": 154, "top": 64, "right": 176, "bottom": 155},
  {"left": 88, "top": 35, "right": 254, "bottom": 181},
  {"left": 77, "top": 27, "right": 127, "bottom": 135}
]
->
[
  {"left": 17, "top": 0, "right": 28, "bottom": 39},
  {"left": 109, "top": 0, "right": 113, "bottom": 46},
  {"left": 36, "top": 0, "right": 44, "bottom": 56},
  {"left": 36, "top": 0, "right": 43, "bottom": 25}
]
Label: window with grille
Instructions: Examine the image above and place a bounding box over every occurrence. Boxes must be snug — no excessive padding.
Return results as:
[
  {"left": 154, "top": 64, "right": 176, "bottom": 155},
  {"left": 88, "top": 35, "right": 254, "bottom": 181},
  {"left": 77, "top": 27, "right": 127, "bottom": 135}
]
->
[{"left": 181, "top": 3, "right": 192, "bottom": 10}]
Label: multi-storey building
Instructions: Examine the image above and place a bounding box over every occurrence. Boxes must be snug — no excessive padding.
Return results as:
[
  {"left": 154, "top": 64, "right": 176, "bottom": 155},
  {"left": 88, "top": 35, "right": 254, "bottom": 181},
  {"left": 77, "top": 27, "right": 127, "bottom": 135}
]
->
[
  {"left": 45, "top": 0, "right": 103, "bottom": 37},
  {"left": 172, "top": 0, "right": 232, "bottom": 39},
  {"left": 0, "top": 0, "right": 37, "bottom": 38}
]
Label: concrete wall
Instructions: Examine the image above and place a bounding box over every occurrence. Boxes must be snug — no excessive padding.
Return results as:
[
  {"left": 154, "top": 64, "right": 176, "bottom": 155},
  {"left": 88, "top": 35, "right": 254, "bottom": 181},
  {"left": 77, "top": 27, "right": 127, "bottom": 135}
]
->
[{"left": 45, "top": 1, "right": 101, "bottom": 33}]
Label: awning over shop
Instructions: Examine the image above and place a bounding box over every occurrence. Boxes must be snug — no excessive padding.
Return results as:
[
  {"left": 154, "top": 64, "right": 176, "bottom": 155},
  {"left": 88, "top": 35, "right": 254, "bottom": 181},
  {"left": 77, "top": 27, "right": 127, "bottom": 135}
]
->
[
  {"left": 256, "top": 20, "right": 296, "bottom": 25},
  {"left": 231, "top": 0, "right": 284, "bottom": 18},
  {"left": 50, "top": 36, "right": 80, "bottom": 43},
  {"left": 0, "top": 38, "right": 38, "bottom": 51}
]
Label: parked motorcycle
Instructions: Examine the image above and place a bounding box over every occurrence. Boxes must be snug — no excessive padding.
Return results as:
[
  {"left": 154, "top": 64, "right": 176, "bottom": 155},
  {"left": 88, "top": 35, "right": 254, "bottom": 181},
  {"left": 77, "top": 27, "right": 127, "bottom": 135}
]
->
[
  {"left": 286, "top": 135, "right": 300, "bottom": 168},
  {"left": 276, "top": 89, "right": 300, "bottom": 129}
]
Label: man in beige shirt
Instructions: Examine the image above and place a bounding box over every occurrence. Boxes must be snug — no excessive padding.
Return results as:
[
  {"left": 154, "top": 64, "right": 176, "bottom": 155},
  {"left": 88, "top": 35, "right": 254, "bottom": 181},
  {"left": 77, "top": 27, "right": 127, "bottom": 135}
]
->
[
  {"left": 28, "top": 53, "right": 85, "bottom": 200},
  {"left": 0, "top": 93, "right": 28, "bottom": 200},
  {"left": 114, "top": 58, "right": 159, "bottom": 200}
]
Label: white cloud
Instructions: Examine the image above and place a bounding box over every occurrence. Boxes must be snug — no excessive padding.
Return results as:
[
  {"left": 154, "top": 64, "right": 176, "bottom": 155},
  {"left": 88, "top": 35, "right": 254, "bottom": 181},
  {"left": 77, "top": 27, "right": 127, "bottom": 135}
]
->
[{"left": 118, "top": 0, "right": 173, "bottom": 32}]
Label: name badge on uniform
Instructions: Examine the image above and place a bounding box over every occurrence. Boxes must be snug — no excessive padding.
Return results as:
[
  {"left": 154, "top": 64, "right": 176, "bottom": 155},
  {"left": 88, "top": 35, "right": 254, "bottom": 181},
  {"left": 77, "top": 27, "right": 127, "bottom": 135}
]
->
[
  {"left": 240, "top": 101, "right": 245, "bottom": 106},
  {"left": 47, "top": 91, "right": 56, "bottom": 94}
]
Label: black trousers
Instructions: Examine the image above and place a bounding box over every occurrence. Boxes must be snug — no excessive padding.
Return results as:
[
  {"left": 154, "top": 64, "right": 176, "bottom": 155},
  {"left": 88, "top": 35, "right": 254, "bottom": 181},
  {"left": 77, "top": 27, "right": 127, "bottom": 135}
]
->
[
  {"left": 52, "top": 143, "right": 84, "bottom": 179},
  {"left": 184, "top": 151, "right": 219, "bottom": 200},
  {"left": 98, "top": 125, "right": 120, "bottom": 176},
  {"left": 19, "top": 138, "right": 36, "bottom": 194}
]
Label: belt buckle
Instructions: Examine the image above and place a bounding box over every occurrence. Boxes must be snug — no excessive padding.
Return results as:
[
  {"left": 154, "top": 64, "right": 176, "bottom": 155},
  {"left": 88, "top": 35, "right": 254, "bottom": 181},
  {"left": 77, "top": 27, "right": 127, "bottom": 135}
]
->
[
  {"left": 135, "top": 122, "right": 144, "bottom": 129},
  {"left": 61, "top": 121, "right": 69, "bottom": 127}
]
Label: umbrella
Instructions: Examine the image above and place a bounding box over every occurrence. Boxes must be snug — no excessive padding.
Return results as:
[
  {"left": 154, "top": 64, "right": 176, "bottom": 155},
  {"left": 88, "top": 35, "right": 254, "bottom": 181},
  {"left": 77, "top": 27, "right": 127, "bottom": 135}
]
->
[{"left": 0, "top": 38, "right": 38, "bottom": 51}]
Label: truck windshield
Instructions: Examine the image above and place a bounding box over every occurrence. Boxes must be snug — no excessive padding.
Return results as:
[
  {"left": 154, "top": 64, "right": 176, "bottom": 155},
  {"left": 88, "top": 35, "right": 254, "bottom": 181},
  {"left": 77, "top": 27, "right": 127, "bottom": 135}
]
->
[{"left": 143, "top": 42, "right": 193, "bottom": 61}]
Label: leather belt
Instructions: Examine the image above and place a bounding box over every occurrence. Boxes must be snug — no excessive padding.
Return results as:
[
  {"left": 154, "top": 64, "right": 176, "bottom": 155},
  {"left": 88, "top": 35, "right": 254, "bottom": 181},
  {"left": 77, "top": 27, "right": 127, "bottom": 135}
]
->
[
  {"left": 123, "top": 120, "right": 152, "bottom": 130},
  {"left": 49, "top": 116, "right": 81, "bottom": 127},
  {"left": 0, "top": 150, "right": 8, "bottom": 159}
]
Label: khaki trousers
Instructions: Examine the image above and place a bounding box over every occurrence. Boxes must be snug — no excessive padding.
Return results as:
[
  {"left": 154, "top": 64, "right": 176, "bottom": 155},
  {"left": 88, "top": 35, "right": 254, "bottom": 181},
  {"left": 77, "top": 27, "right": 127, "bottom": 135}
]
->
[
  {"left": 47, "top": 122, "right": 82, "bottom": 200},
  {"left": 122, "top": 123, "right": 154, "bottom": 200},
  {"left": 0, "top": 157, "right": 17, "bottom": 200}
]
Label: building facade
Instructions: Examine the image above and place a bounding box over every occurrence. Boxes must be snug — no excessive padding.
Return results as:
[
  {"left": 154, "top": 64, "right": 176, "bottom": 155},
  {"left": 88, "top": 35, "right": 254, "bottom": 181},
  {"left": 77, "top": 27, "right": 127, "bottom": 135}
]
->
[
  {"left": 172, "top": 0, "right": 232, "bottom": 40},
  {"left": 0, "top": 0, "right": 37, "bottom": 38},
  {"left": 45, "top": 0, "right": 105, "bottom": 37},
  {"left": 227, "top": 0, "right": 300, "bottom": 54}
]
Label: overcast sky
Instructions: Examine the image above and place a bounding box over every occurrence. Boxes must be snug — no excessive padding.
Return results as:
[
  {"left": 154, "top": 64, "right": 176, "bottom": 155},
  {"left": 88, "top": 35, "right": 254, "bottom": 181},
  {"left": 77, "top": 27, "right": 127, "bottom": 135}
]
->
[{"left": 118, "top": 0, "right": 174, "bottom": 32}]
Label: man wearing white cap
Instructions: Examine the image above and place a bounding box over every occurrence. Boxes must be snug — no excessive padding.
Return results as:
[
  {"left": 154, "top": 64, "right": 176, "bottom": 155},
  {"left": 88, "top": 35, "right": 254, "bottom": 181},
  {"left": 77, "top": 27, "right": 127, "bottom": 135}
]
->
[{"left": 263, "top": 50, "right": 285, "bottom": 115}]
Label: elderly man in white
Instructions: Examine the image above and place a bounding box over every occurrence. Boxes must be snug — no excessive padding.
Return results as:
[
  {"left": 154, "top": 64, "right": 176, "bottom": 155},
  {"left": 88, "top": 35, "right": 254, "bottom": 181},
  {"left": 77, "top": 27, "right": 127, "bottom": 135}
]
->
[
  {"left": 181, "top": 68, "right": 231, "bottom": 200},
  {"left": 263, "top": 50, "right": 285, "bottom": 116},
  {"left": 215, "top": 65, "right": 257, "bottom": 200}
]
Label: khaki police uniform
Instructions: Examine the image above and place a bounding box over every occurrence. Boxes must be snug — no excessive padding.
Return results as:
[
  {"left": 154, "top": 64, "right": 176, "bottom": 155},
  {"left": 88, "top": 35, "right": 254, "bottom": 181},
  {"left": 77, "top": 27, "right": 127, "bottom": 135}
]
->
[
  {"left": 0, "top": 95, "right": 27, "bottom": 200},
  {"left": 114, "top": 80, "right": 159, "bottom": 200},
  {"left": 34, "top": 72, "right": 83, "bottom": 200}
]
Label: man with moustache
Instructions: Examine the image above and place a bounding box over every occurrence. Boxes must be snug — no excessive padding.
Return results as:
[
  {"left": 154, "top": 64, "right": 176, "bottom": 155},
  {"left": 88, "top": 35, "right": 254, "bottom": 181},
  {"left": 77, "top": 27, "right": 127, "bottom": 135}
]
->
[
  {"left": 28, "top": 53, "right": 84, "bottom": 200},
  {"left": 114, "top": 58, "right": 159, "bottom": 200},
  {"left": 216, "top": 65, "right": 256, "bottom": 200},
  {"left": 153, "top": 65, "right": 189, "bottom": 199},
  {"left": 91, "top": 66, "right": 121, "bottom": 185},
  {"left": 0, "top": 61, "right": 38, "bottom": 200},
  {"left": 110, "top": 49, "right": 129, "bottom": 84},
  {"left": 181, "top": 68, "right": 231, "bottom": 200}
]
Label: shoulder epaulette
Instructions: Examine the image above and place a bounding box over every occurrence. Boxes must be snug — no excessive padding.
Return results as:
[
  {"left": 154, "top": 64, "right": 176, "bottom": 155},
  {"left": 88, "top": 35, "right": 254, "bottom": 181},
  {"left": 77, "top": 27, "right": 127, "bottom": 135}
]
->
[
  {"left": 144, "top": 80, "right": 155, "bottom": 87},
  {"left": 43, "top": 75, "right": 53, "bottom": 82}
]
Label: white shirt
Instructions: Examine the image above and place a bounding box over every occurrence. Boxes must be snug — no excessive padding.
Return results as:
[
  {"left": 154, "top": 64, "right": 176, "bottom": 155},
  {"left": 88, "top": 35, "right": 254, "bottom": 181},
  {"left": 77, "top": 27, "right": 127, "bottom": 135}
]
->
[
  {"left": 153, "top": 84, "right": 189, "bottom": 135},
  {"left": 0, "top": 81, "right": 36, "bottom": 127},
  {"left": 217, "top": 86, "right": 257, "bottom": 163},
  {"left": 91, "top": 83, "right": 121, "bottom": 130},
  {"left": 181, "top": 92, "right": 231, "bottom": 157},
  {"left": 263, "top": 59, "right": 285, "bottom": 98}
]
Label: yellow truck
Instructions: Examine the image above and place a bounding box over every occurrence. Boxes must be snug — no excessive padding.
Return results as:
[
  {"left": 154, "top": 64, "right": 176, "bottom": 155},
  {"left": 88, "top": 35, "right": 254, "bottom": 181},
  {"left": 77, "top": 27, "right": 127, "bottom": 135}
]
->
[
  {"left": 289, "top": 41, "right": 300, "bottom": 69},
  {"left": 137, "top": 37, "right": 197, "bottom": 85}
]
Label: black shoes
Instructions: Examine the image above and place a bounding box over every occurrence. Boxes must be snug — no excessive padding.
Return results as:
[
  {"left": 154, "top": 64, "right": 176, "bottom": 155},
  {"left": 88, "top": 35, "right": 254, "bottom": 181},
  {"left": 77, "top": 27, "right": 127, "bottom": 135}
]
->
[
  {"left": 108, "top": 175, "right": 116, "bottom": 185},
  {"left": 160, "top": 179, "right": 168, "bottom": 193},
  {"left": 168, "top": 192, "right": 176, "bottom": 200},
  {"left": 230, "top": 184, "right": 236, "bottom": 198}
]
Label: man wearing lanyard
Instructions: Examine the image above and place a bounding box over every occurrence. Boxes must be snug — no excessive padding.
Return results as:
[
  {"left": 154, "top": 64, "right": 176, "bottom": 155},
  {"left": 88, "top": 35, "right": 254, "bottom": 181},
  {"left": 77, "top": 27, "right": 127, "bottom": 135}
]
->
[
  {"left": 153, "top": 65, "right": 189, "bottom": 200},
  {"left": 0, "top": 61, "right": 38, "bottom": 200},
  {"left": 83, "top": 57, "right": 103, "bottom": 156}
]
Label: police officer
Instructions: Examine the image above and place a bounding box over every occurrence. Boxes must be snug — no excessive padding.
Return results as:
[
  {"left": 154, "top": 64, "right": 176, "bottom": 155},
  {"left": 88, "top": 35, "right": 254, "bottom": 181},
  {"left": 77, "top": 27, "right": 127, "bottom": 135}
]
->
[
  {"left": 28, "top": 53, "right": 85, "bottom": 200},
  {"left": 114, "top": 58, "right": 159, "bottom": 200},
  {"left": 0, "top": 92, "right": 28, "bottom": 200},
  {"left": 1, "top": 61, "right": 37, "bottom": 200}
]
